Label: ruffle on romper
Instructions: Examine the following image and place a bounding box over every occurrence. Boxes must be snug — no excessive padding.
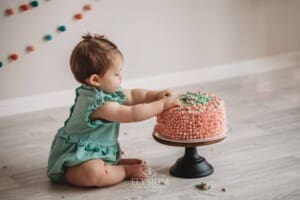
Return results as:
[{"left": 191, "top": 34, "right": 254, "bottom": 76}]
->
[
  {"left": 84, "top": 86, "right": 126, "bottom": 128},
  {"left": 47, "top": 130, "right": 120, "bottom": 183}
]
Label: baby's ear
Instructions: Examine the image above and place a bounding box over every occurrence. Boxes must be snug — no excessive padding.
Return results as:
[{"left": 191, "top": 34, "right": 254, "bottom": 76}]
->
[{"left": 86, "top": 74, "right": 101, "bottom": 87}]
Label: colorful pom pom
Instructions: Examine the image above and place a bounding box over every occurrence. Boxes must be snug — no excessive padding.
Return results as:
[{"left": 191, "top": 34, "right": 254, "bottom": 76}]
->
[
  {"left": 44, "top": 34, "right": 53, "bottom": 41},
  {"left": 57, "top": 25, "right": 66, "bottom": 32},
  {"left": 26, "top": 45, "right": 35, "bottom": 52},
  {"left": 74, "top": 13, "right": 83, "bottom": 20},
  {"left": 0, "top": 61, "right": 3, "bottom": 68},
  {"left": 30, "top": 1, "right": 39, "bottom": 7},
  {"left": 9, "top": 54, "right": 19, "bottom": 61},
  {"left": 20, "top": 4, "right": 30, "bottom": 11},
  {"left": 5, "top": 8, "right": 15, "bottom": 16},
  {"left": 83, "top": 4, "right": 92, "bottom": 11}
]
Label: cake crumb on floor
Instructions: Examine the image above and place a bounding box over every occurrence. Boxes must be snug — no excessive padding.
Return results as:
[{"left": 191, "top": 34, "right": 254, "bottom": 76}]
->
[{"left": 195, "top": 182, "right": 211, "bottom": 190}]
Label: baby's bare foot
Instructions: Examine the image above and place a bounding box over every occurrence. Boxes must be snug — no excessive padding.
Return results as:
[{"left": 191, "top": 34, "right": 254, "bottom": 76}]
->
[
  {"left": 124, "top": 164, "right": 148, "bottom": 181},
  {"left": 119, "top": 158, "right": 145, "bottom": 165}
]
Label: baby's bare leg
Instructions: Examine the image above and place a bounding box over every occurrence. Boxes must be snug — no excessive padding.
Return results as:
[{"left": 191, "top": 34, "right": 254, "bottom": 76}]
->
[
  {"left": 65, "top": 159, "right": 148, "bottom": 187},
  {"left": 65, "top": 159, "right": 126, "bottom": 187}
]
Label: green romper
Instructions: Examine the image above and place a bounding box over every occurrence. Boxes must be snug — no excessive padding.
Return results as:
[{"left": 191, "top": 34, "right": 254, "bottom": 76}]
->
[{"left": 47, "top": 84, "right": 126, "bottom": 183}]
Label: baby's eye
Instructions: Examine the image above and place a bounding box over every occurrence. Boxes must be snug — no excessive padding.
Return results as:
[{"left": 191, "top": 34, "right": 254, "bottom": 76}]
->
[{"left": 115, "top": 74, "right": 119, "bottom": 77}]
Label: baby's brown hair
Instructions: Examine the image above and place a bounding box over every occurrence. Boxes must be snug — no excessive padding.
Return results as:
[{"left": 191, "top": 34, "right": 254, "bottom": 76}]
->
[{"left": 70, "top": 33, "right": 122, "bottom": 84}]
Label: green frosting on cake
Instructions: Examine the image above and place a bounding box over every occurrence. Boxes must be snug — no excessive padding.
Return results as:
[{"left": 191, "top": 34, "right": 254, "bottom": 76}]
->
[{"left": 178, "top": 91, "right": 213, "bottom": 106}]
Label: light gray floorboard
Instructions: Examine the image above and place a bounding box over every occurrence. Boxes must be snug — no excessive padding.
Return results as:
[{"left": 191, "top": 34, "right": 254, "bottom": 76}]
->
[{"left": 0, "top": 66, "right": 300, "bottom": 200}]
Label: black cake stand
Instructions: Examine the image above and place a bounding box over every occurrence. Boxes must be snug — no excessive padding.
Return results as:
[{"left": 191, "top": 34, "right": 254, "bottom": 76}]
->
[{"left": 152, "top": 130, "right": 229, "bottom": 178}]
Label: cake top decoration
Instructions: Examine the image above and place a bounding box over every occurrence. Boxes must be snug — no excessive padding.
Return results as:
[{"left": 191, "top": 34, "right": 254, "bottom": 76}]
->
[{"left": 178, "top": 91, "right": 213, "bottom": 106}]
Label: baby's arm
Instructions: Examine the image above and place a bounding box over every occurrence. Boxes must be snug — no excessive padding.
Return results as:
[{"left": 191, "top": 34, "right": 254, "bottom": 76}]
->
[
  {"left": 124, "top": 89, "right": 176, "bottom": 105},
  {"left": 90, "top": 97, "right": 179, "bottom": 123}
]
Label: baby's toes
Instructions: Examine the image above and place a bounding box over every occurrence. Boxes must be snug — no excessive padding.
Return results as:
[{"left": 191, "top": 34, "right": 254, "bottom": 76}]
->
[
  {"left": 136, "top": 165, "right": 148, "bottom": 180},
  {"left": 135, "top": 159, "right": 146, "bottom": 165},
  {"left": 142, "top": 165, "right": 150, "bottom": 177},
  {"left": 119, "top": 158, "right": 145, "bottom": 165},
  {"left": 142, "top": 165, "right": 153, "bottom": 177},
  {"left": 128, "top": 158, "right": 145, "bottom": 165},
  {"left": 132, "top": 174, "right": 147, "bottom": 181}
]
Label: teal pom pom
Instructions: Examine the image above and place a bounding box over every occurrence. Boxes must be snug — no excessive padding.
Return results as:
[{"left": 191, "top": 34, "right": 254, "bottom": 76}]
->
[
  {"left": 44, "top": 34, "right": 53, "bottom": 41},
  {"left": 58, "top": 25, "right": 66, "bottom": 32},
  {"left": 0, "top": 61, "right": 3, "bottom": 68},
  {"left": 30, "top": 1, "right": 39, "bottom": 7}
]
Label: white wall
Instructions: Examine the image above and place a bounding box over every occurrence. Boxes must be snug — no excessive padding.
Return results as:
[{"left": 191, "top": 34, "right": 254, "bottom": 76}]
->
[
  {"left": 257, "top": 0, "right": 300, "bottom": 56},
  {"left": 0, "top": 0, "right": 299, "bottom": 101}
]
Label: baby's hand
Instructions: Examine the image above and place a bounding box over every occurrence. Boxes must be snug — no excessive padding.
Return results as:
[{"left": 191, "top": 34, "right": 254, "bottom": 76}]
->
[
  {"left": 162, "top": 97, "right": 181, "bottom": 110},
  {"left": 157, "top": 89, "right": 176, "bottom": 100}
]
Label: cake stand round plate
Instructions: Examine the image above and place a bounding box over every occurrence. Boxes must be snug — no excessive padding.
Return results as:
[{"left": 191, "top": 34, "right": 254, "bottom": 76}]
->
[{"left": 152, "top": 128, "right": 230, "bottom": 178}]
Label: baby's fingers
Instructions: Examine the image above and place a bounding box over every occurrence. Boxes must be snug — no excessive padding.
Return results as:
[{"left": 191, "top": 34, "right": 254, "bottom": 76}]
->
[
  {"left": 164, "top": 90, "right": 176, "bottom": 97},
  {"left": 173, "top": 100, "right": 181, "bottom": 107}
]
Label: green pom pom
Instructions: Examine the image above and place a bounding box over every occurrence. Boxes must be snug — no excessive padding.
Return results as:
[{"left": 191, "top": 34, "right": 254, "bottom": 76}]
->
[
  {"left": 30, "top": 1, "right": 39, "bottom": 7},
  {"left": 58, "top": 25, "right": 66, "bottom": 32},
  {"left": 44, "top": 34, "right": 53, "bottom": 41}
]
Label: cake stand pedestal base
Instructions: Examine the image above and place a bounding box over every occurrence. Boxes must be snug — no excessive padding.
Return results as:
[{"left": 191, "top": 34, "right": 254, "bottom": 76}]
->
[
  {"left": 170, "top": 147, "right": 213, "bottom": 178},
  {"left": 153, "top": 131, "right": 229, "bottom": 179}
]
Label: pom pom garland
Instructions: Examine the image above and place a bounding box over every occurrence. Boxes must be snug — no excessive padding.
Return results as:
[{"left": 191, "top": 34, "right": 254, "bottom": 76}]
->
[
  {"left": 57, "top": 25, "right": 66, "bottom": 32},
  {"left": 84, "top": 4, "right": 92, "bottom": 11},
  {"left": 74, "top": 13, "right": 83, "bottom": 20},
  {"left": 43, "top": 34, "right": 53, "bottom": 41},
  {"left": 9, "top": 54, "right": 19, "bottom": 61},
  {"left": 5, "top": 1, "right": 40, "bottom": 17},
  {"left": 30, "top": 1, "right": 39, "bottom": 8},
  {"left": 26, "top": 45, "right": 35, "bottom": 52},
  {"left": 5, "top": 8, "right": 15, "bottom": 16},
  {"left": 20, "top": 4, "right": 30, "bottom": 11},
  {"left": 1, "top": 1, "right": 97, "bottom": 66}
]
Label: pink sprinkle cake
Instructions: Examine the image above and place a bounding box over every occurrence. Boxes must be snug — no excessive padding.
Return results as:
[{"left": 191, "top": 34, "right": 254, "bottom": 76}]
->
[{"left": 154, "top": 91, "right": 227, "bottom": 140}]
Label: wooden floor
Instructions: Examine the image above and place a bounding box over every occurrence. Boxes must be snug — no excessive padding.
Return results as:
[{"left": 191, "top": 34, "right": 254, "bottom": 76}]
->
[{"left": 1, "top": 66, "right": 300, "bottom": 200}]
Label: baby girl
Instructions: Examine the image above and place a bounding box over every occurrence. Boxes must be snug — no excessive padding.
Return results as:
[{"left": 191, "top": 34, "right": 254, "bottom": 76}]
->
[{"left": 47, "top": 33, "right": 180, "bottom": 187}]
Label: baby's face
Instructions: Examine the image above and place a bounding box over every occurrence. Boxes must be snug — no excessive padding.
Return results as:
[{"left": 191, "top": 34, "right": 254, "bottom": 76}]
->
[{"left": 99, "top": 53, "right": 123, "bottom": 93}]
